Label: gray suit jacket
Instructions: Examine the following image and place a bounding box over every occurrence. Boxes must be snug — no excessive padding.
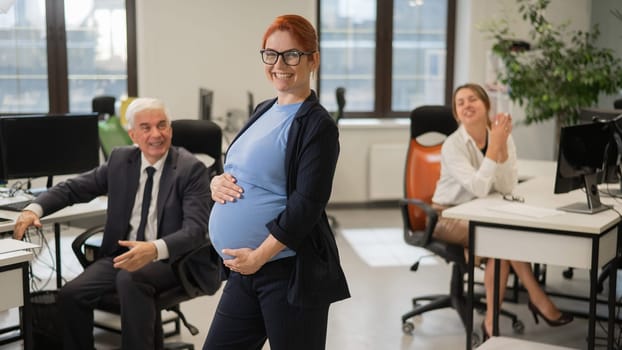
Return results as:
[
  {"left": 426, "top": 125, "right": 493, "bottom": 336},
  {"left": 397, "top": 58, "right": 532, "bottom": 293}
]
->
[{"left": 35, "top": 146, "right": 215, "bottom": 287}]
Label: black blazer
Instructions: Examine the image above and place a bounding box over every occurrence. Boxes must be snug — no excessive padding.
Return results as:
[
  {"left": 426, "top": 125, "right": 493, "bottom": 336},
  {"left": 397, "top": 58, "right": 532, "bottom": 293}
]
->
[
  {"left": 230, "top": 91, "right": 351, "bottom": 307},
  {"left": 35, "top": 146, "right": 214, "bottom": 285}
]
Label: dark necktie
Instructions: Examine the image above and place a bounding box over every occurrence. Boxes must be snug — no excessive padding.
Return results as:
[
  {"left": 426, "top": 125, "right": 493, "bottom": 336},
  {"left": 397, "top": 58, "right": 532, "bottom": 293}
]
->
[{"left": 136, "top": 166, "right": 155, "bottom": 241}]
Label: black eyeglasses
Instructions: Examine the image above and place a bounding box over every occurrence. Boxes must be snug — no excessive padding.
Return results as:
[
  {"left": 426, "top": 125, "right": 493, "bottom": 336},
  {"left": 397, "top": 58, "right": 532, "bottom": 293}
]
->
[{"left": 260, "top": 49, "right": 316, "bottom": 66}]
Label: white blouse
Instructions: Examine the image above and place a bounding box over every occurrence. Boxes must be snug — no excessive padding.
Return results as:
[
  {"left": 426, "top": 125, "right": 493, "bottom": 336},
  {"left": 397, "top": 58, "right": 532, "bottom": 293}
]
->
[{"left": 432, "top": 125, "right": 518, "bottom": 206}]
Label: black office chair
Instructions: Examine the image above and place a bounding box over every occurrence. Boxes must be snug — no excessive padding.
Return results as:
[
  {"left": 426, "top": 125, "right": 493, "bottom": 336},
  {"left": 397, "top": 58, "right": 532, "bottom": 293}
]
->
[
  {"left": 171, "top": 119, "right": 224, "bottom": 177},
  {"left": 70, "top": 120, "right": 224, "bottom": 349},
  {"left": 326, "top": 88, "right": 345, "bottom": 230},
  {"left": 247, "top": 90, "right": 255, "bottom": 118},
  {"left": 71, "top": 226, "right": 221, "bottom": 350},
  {"left": 334, "top": 87, "right": 346, "bottom": 123},
  {"left": 399, "top": 105, "right": 522, "bottom": 345},
  {"left": 92, "top": 95, "right": 116, "bottom": 119}
]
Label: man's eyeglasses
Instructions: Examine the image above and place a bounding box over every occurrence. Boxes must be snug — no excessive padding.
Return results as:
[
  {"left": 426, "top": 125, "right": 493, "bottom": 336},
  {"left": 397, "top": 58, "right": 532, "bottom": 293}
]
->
[
  {"left": 137, "top": 120, "right": 170, "bottom": 134},
  {"left": 502, "top": 194, "right": 525, "bottom": 203},
  {"left": 260, "top": 49, "right": 316, "bottom": 66}
]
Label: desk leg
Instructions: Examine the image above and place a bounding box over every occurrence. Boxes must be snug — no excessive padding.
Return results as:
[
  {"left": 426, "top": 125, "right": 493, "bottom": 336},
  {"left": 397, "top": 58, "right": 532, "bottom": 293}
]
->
[
  {"left": 492, "top": 259, "right": 500, "bottom": 336},
  {"left": 607, "top": 256, "right": 617, "bottom": 350},
  {"left": 587, "top": 238, "right": 599, "bottom": 350},
  {"left": 466, "top": 223, "right": 475, "bottom": 350},
  {"left": 610, "top": 228, "right": 622, "bottom": 350},
  {"left": 21, "top": 262, "right": 32, "bottom": 350},
  {"left": 55, "top": 223, "right": 61, "bottom": 289}
]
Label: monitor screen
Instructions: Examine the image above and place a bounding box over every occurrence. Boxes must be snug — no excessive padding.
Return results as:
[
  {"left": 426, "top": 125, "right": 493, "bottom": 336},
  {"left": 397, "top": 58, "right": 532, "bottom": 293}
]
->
[
  {"left": 199, "top": 88, "right": 214, "bottom": 120},
  {"left": 554, "top": 121, "right": 614, "bottom": 213},
  {"left": 0, "top": 113, "right": 100, "bottom": 180},
  {"left": 578, "top": 108, "right": 622, "bottom": 188}
]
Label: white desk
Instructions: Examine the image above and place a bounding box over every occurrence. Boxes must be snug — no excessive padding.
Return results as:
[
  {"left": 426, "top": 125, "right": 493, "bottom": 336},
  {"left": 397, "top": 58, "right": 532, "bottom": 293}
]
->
[
  {"left": 443, "top": 176, "right": 620, "bottom": 350},
  {"left": 0, "top": 249, "right": 34, "bottom": 350},
  {"left": 476, "top": 337, "right": 578, "bottom": 350},
  {"left": 0, "top": 197, "right": 107, "bottom": 288}
]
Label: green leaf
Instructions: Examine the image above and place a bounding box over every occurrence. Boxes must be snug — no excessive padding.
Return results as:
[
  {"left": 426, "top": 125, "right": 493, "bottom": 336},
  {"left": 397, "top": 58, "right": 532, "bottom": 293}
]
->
[{"left": 479, "top": 0, "right": 622, "bottom": 126}]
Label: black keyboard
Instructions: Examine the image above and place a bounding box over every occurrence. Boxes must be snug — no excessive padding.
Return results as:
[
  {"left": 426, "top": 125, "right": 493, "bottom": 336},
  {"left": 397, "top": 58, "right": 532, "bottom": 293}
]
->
[{"left": 0, "top": 200, "right": 33, "bottom": 212}]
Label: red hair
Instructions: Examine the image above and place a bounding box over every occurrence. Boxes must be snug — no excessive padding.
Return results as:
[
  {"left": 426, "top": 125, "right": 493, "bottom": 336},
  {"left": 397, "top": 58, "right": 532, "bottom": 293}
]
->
[{"left": 262, "top": 14, "right": 318, "bottom": 52}]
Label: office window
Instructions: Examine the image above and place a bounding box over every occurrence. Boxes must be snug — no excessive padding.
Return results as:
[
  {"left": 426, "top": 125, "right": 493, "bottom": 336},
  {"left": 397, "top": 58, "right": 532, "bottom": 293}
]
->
[
  {"left": 0, "top": 0, "right": 49, "bottom": 112},
  {"left": 0, "top": 0, "right": 136, "bottom": 114},
  {"left": 319, "top": 0, "right": 455, "bottom": 118}
]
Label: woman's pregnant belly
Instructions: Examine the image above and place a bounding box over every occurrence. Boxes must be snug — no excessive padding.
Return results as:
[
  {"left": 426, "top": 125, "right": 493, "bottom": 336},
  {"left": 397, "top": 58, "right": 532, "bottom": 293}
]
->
[{"left": 209, "top": 179, "right": 293, "bottom": 260}]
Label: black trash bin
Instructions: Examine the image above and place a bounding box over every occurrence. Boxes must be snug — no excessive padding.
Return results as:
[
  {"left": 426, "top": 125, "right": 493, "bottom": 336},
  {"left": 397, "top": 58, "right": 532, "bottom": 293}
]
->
[{"left": 30, "top": 290, "right": 63, "bottom": 350}]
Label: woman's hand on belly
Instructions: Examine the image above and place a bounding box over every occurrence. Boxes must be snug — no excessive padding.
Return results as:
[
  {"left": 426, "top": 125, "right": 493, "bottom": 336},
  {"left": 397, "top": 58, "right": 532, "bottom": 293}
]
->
[
  {"left": 211, "top": 173, "right": 244, "bottom": 204},
  {"left": 222, "top": 247, "right": 264, "bottom": 275},
  {"left": 222, "top": 234, "right": 287, "bottom": 275}
]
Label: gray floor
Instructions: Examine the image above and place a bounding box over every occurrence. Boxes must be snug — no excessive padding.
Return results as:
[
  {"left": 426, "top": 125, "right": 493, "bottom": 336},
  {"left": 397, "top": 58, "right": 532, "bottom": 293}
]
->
[{"left": 0, "top": 206, "right": 618, "bottom": 349}]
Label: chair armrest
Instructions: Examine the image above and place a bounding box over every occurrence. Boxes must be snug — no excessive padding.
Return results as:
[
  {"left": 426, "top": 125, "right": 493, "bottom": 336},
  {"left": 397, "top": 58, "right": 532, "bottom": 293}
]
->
[
  {"left": 172, "top": 241, "right": 222, "bottom": 298},
  {"left": 398, "top": 198, "right": 438, "bottom": 246},
  {"left": 71, "top": 224, "right": 105, "bottom": 268}
]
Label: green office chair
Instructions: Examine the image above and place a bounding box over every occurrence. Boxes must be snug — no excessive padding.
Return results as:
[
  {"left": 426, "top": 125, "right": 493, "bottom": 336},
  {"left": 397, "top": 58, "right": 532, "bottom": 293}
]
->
[{"left": 98, "top": 116, "right": 133, "bottom": 160}]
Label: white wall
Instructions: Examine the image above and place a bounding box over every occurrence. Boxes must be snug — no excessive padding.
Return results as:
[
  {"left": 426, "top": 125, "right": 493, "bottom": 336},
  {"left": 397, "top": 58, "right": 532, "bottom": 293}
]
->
[
  {"left": 135, "top": 0, "right": 315, "bottom": 121},
  {"left": 133, "top": 1, "right": 617, "bottom": 204},
  {"left": 592, "top": 0, "right": 622, "bottom": 108},
  {"left": 455, "top": 0, "right": 592, "bottom": 161}
]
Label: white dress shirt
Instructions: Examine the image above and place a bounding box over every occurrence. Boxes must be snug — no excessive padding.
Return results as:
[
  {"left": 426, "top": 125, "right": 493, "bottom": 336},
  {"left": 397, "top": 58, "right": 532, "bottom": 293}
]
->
[
  {"left": 432, "top": 125, "right": 518, "bottom": 206},
  {"left": 25, "top": 151, "right": 171, "bottom": 260},
  {"left": 128, "top": 152, "right": 170, "bottom": 260}
]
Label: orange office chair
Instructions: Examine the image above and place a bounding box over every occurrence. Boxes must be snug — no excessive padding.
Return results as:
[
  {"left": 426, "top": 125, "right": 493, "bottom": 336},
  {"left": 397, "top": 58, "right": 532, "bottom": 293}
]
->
[{"left": 399, "top": 105, "right": 523, "bottom": 345}]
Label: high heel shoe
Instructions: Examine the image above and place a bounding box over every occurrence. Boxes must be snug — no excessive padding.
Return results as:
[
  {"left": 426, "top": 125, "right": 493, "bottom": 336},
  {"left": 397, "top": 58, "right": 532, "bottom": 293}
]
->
[
  {"left": 480, "top": 321, "right": 490, "bottom": 342},
  {"left": 527, "top": 301, "right": 573, "bottom": 327}
]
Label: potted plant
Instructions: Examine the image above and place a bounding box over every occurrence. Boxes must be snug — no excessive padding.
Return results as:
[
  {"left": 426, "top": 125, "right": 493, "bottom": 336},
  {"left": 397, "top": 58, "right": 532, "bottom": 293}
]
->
[{"left": 482, "top": 0, "right": 622, "bottom": 128}]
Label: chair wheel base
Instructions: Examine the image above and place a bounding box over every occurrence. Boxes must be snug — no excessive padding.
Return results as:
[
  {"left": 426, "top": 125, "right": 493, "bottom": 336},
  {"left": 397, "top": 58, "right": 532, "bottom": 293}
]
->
[
  {"left": 164, "top": 342, "right": 195, "bottom": 350},
  {"left": 512, "top": 319, "right": 525, "bottom": 334},
  {"left": 402, "top": 321, "right": 415, "bottom": 334}
]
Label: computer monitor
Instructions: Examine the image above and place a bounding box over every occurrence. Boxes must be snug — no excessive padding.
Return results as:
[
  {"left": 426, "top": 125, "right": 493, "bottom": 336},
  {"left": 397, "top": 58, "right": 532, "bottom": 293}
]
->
[
  {"left": 554, "top": 121, "right": 615, "bottom": 214},
  {"left": 578, "top": 108, "right": 622, "bottom": 193},
  {"left": 578, "top": 107, "right": 622, "bottom": 124},
  {"left": 0, "top": 113, "right": 100, "bottom": 186},
  {"left": 199, "top": 88, "right": 214, "bottom": 120}
]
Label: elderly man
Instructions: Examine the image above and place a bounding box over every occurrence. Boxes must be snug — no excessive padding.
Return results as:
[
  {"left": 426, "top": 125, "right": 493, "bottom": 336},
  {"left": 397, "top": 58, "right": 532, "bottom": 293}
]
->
[{"left": 13, "top": 97, "right": 212, "bottom": 350}]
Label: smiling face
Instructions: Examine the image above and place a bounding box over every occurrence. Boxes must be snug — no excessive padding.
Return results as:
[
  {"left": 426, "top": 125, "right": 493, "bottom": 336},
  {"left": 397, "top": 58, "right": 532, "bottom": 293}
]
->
[
  {"left": 127, "top": 108, "right": 172, "bottom": 164},
  {"left": 263, "top": 30, "right": 318, "bottom": 104},
  {"left": 453, "top": 87, "right": 490, "bottom": 129}
]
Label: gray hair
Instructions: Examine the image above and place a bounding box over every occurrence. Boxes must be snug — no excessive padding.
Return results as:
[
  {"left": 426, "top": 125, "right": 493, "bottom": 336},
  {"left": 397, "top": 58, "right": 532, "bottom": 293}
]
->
[{"left": 125, "top": 97, "right": 171, "bottom": 130}]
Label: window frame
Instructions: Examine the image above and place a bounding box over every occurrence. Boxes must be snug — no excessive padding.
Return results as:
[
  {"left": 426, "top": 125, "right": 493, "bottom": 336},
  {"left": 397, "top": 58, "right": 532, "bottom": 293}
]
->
[
  {"left": 316, "top": 0, "right": 456, "bottom": 119},
  {"left": 5, "top": 0, "right": 137, "bottom": 114}
]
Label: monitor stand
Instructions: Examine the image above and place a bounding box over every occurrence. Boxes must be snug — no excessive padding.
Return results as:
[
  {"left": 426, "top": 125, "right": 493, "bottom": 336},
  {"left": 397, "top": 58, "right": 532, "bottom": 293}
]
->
[{"left": 558, "top": 173, "right": 613, "bottom": 214}]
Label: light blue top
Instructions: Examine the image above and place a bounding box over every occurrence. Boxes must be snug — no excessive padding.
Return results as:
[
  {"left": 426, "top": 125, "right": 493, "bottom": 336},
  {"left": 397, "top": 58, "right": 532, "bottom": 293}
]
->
[{"left": 209, "top": 102, "right": 301, "bottom": 260}]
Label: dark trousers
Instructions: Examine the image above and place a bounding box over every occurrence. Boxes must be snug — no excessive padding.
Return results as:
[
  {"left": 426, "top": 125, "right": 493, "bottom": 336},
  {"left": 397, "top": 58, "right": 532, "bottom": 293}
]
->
[
  {"left": 57, "top": 257, "right": 178, "bottom": 350},
  {"left": 203, "top": 257, "right": 330, "bottom": 350}
]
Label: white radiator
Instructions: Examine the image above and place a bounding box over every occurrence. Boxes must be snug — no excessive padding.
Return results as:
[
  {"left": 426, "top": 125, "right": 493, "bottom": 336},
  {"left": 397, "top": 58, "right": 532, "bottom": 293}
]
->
[{"left": 368, "top": 143, "right": 408, "bottom": 201}]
